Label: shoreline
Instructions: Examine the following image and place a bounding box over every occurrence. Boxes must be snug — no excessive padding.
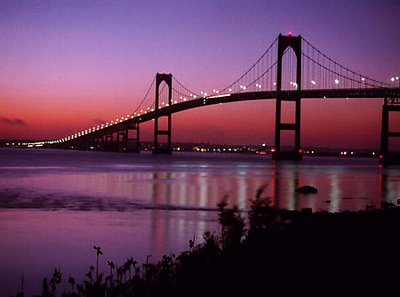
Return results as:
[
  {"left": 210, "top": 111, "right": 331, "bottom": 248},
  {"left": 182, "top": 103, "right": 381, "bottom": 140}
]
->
[{"left": 7, "top": 204, "right": 400, "bottom": 297}]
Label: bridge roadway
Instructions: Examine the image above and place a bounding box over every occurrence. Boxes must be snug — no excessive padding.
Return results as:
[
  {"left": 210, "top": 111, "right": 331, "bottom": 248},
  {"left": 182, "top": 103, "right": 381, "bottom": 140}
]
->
[{"left": 64, "top": 87, "right": 400, "bottom": 146}]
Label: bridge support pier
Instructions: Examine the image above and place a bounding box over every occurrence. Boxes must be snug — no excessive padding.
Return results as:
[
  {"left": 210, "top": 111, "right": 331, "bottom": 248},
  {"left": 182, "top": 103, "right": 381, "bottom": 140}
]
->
[
  {"left": 153, "top": 73, "right": 173, "bottom": 154},
  {"left": 117, "top": 130, "right": 125, "bottom": 151},
  {"left": 95, "top": 136, "right": 103, "bottom": 151},
  {"left": 380, "top": 98, "right": 400, "bottom": 165},
  {"left": 104, "top": 133, "right": 116, "bottom": 151},
  {"left": 124, "top": 124, "right": 140, "bottom": 152},
  {"left": 272, "top": 34, "right": 303, "bottom": 161},
  {"left": 273, "top": 94, "right": 302, "bottom": 160}
]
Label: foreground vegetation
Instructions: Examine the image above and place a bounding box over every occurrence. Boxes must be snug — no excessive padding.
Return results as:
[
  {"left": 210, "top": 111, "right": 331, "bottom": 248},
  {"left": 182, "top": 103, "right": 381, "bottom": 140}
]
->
[{"left": 13, "top": 190, "right": 400, "bottom": 297}]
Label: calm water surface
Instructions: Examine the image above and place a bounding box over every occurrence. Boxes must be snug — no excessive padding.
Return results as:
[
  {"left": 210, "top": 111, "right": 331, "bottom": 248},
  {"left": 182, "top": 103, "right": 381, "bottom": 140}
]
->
[{"left": 0, "top": 148, "right": 399, "bottom": 296}]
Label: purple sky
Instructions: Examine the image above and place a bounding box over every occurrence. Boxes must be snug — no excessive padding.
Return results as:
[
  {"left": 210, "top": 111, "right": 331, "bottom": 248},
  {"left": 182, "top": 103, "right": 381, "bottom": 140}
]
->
[{"left": 1, "top": 0, "right": 400, "bottom": 148}]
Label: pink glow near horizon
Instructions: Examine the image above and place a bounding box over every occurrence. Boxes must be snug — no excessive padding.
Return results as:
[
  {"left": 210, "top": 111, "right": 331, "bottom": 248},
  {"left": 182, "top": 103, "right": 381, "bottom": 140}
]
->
[{"left": 1, "top": 1, "right": 400, "bottom": 149}]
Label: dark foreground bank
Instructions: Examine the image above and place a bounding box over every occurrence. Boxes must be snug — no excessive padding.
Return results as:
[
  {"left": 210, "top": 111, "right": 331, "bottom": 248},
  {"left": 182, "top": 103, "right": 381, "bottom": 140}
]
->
[{"left": 11, "top": 191, "right": 400, "bottom": 297}]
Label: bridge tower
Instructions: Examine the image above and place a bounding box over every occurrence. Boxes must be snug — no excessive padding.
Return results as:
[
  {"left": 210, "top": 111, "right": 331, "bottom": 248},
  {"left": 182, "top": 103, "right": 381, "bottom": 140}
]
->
[
  {"left": 380, "top": 98, "right": 400, "bottom": 165},
  {"left": 154, "top": 73, "right": 173, "bottom": 154},
  {"left": 273, "top": 34, "right": 303, "bottom": 160}
]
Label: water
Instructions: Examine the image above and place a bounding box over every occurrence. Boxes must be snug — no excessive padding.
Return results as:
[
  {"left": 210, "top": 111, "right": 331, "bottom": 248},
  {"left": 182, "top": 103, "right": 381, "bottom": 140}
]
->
[{"left": 0, "top": 148, "right": 399, "bottom": 296}]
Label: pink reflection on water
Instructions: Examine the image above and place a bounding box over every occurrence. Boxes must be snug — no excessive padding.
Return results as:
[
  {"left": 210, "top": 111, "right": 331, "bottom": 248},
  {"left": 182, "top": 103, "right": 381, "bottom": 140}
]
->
[
  {"left": 1, "top": 151, "right": 400, "bottom": 296},
  {"left": 0, "top": 209, "right": 218, "bottom": 296}
]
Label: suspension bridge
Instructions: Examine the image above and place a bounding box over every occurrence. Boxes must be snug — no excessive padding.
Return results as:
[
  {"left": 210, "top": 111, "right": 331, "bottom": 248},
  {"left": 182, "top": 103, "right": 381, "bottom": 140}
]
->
[{"left": 42, "top": 33, "right": 400, "bottom": 165}]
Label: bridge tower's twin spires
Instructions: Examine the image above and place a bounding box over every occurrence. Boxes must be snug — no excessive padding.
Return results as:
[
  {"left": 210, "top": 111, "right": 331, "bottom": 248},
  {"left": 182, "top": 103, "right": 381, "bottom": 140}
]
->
[
  {"left": 273, "top": 34, "right": 303, "bottom": 160},
  {"left": 154, "top": 73, "right": 173, "bottom": 154}
]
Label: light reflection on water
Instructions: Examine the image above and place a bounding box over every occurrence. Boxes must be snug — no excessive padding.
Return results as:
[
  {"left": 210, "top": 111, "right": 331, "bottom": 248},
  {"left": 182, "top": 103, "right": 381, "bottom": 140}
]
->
[{"left": 0, "top": 148, "right": 399, "bottom": 296}]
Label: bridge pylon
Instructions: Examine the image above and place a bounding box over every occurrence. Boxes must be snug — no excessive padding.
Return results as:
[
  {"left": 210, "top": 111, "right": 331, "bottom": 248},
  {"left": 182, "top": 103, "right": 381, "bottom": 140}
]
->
[
  {"left": 273, "top": 34, "right": 303, "bottom": 161},
  {"left": 153, "top": 73, "right": 173, "bottom": 154},
  {"left": 380, "top": 97, "right": 400, "bottom": 165},
  {"left": 124, "top": 124, "right": 140, "bottom": 152},
  {"left": 104, "top": 133, "right": 116, "bottom": 151}
]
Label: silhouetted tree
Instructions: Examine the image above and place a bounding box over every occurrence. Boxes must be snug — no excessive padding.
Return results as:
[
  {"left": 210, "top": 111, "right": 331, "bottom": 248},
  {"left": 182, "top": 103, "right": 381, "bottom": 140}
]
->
[
  {"left": 217, "top": 198, "right": 245, "bottom": 248},
  {"left": 248, "top": 187, "right": 280, "bottom": 233},
  {"left": 93, "top": 245, "right": 103, "bottom": 279},
  {"left": 49, "top": 269, "right": 61, "bottom": 296},
  {"left": 68, "top": 277, "right": 75, "bottom": 294}
]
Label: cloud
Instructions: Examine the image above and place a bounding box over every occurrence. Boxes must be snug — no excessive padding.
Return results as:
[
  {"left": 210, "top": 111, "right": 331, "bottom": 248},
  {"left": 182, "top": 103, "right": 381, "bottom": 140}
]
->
[{"left": 0, "top": 117, "right": 27, "bottom": 126}]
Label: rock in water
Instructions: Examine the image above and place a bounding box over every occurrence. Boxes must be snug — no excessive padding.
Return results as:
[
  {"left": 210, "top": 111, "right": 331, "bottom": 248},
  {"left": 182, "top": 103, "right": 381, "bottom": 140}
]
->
[{"left": 295, "top": 185, "right": 318, "bottom": 194}]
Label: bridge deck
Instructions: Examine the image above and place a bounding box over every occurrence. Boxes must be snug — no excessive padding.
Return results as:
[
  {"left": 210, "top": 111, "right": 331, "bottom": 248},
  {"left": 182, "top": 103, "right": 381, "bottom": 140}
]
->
[{"left": 62, "top": 87, "right": 400, "bottom": 145}]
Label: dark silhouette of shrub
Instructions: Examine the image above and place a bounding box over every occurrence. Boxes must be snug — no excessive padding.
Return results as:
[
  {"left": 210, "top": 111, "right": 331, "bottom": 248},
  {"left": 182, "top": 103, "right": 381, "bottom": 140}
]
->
[{"left": 217, "top": 198, "right": 245, "bottom": 249}]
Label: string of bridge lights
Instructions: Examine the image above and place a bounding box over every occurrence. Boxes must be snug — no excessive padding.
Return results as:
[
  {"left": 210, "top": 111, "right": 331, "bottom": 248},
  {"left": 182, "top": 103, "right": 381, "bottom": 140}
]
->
[
  {"left": 48, "top": 76, "right": 199, "bottom": 144},
  {"left": 44, "top": 36, "right": 398, "bottom": 146}
]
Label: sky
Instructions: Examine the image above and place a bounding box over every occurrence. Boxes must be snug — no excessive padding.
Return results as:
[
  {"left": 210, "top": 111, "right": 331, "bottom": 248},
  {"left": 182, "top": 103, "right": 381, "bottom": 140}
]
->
[{"left": 1, "top": 0, "right": 400, "bottom": 149}]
